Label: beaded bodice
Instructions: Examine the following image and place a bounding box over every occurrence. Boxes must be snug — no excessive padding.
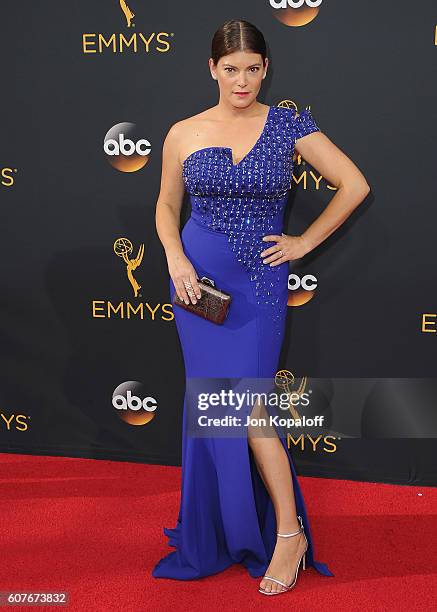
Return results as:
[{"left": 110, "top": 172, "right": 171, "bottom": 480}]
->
[{"left": 182, "top": 104, "right": 320, "bottom": 329}]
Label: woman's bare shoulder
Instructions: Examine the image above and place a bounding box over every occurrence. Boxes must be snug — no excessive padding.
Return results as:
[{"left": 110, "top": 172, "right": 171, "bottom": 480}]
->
[
  {"left": 165, "top": 107, "right": 217, "bottom": 163},
  {"left": 168, "top": 107, "right": 216, "bottom": 136}
]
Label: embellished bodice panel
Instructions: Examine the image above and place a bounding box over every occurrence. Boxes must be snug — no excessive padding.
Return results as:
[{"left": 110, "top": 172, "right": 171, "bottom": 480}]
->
[
  {"left": 181, "top": 104, "right": 320, "bottom": 329},
  {"left": 182, "top": 105, "right": 319, "bottom": 207}
]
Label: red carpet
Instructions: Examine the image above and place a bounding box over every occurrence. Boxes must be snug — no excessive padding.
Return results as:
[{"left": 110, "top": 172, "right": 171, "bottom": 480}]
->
[{"left": 1, "top": 453, "right": 436, "bottom": 611}]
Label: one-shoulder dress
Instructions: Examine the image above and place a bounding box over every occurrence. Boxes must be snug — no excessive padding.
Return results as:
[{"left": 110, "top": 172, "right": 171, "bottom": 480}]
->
[{"left": 152, "top": 104, "right": 333, "bottom": 580}]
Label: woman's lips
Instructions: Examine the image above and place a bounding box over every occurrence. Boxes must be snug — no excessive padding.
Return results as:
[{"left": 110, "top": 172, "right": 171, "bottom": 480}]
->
[{"left": 234, "top": 92, "right": 249, "bottom": 96}]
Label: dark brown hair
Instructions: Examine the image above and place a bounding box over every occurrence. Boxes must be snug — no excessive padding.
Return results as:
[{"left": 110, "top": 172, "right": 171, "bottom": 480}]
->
[{"left": 211, "top": 19, "right": 267, "bottom": 66}]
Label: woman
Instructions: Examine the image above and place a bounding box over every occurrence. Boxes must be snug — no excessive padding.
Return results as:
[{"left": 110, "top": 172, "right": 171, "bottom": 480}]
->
[{"left": 153, "top": 19, "right": 369, "bottom": 595}]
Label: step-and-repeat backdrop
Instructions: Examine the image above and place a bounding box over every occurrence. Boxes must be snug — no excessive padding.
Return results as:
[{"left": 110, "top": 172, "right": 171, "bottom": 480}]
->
[{"left": 2, "top": 1, "right": 437, "bottom": 485}]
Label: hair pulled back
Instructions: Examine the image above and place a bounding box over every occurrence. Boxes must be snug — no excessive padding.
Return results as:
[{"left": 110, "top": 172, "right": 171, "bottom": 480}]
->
[{"left": 211, "top": 19, "right": 267, "bottom": 66}]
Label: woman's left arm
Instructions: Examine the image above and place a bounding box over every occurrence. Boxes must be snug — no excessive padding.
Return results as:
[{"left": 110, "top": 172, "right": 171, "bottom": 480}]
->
[{"left": 261, "top": 131, "right": 371, "bottom": 265}]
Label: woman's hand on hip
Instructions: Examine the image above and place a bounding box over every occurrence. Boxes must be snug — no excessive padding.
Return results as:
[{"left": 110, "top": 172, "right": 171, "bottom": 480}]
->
[
  {"left": 260, "top": 233, "right": 312, "bottom": 266},
  {"left": 168, "top": 252, "right": 202, "bottom": 304}
]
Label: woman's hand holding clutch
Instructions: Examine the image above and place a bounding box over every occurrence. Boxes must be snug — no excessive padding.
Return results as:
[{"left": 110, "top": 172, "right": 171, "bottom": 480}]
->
[{"left": 167, "top": 252, "right": 202, "bottom": 305}]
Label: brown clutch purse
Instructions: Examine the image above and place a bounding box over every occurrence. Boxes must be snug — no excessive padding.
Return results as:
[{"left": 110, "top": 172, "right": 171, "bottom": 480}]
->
[{"left": 173, "top": 276, "right": 232, "bottom": 324}]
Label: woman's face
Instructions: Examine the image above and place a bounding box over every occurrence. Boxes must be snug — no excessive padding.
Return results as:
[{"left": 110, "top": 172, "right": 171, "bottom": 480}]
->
[{"left": 209, "top": 50, "right": 268, "bottom": 108}]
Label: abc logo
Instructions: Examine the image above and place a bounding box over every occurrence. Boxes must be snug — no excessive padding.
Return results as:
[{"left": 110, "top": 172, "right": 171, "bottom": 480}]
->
[
  {"left": 104, "top": 122, "right": 151, "bottom": 172},
  {"left": 288, "top": 273, "right": 317, "bottom": 291},
  {"left": 270, "top": 0, "right": 322, "bottom": 27},
  {"left": 113, "top": 390, "right": 157, "bottom": 411},
  {"left": 270, "top": 0, "right": 322, "bottom": 7},
  {"left": 287, "top": 273, "right": 317, "bottom": 306},
  {"left": 104, "top": 134, "right": 151, "bottom": 157},
  {"left": 112, "top": 381, "right": 157, "bottom": 426}
]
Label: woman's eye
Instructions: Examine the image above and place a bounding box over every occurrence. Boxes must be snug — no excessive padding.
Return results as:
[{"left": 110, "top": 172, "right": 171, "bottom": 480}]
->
[{"left": 224, "top": 66, "right": 259, "bottom": 73}]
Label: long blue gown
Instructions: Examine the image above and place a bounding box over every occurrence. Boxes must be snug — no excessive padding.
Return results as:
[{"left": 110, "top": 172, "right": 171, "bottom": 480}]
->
[{"left": 152, "top": 104, "right": 333, "bottom": 580}]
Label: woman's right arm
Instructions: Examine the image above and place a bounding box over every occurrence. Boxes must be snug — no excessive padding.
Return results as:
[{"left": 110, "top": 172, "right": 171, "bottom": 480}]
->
[{"left": 155, "top": 122, "right": 202, "bottom": 305}]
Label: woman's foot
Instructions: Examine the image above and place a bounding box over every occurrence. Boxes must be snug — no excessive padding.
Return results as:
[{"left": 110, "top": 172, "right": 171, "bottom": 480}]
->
[{"left": 259, "top": 530, "right": 307, "bottom": 594}]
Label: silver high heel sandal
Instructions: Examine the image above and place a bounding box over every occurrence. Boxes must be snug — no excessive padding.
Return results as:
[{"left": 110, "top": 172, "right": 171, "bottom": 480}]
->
[{"left": 258, "top": 515, "right": 308, "bottom": 596}]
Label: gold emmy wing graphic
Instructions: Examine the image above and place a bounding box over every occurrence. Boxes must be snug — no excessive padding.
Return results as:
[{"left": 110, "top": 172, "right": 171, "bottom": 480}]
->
[
  {"left": 113, "top": 237, "right": 144, "bottom": 297},
  {"left": 275, "top": 369, "right": 307, "bottom": 420},
  {"left": 277, "top": 99, "right": 299, "bottom": 112},
  {"left": 119, "top": 0, "right": 135, "bottom": 27}
]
